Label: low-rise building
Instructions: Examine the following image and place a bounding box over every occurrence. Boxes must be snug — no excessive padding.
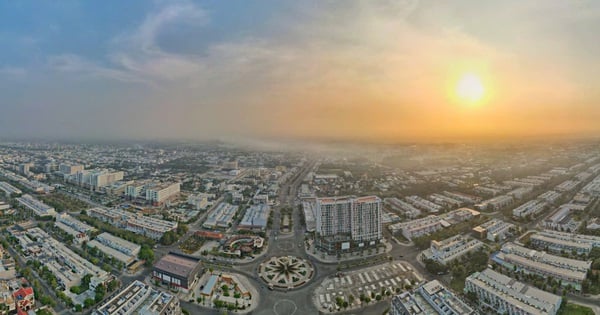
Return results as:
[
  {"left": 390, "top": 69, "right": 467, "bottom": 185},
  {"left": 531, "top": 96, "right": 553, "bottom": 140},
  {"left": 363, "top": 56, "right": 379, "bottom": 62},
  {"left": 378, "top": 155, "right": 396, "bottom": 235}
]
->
[
  {"left": 152, "top": 252, "right": 201, "bottom": 290},
  {"left": 389, "top": 216, "right": 445, "bottom": 240},
  {"left": 0, "top": 182, "right": 22, "bottom": 195},
  {"left": 87, "top": 232, "right": 141, "bottom": 265},
  {"left": 512, "top": 200, "right": 546, "bottom": 218},
  {"left": 384, "top": 198, "right": 421, "bottom": 219},
  {"left": 422, "top": 235, "right": 484, "bottom": 265},
  {"left": 238, "top": 204, "right": 271, "bottom": 231},
  {"left": 475, "top": 195, "right": 514, "bottom": 211},
  {"left": 496, "top": 242, "right": 591, "bottom": 290},
  {"left": 202, "top": 202, "right": 237, "bottom": 229},
  {"left": 390, "top": 280, "right": 474, "bottom": 315},
  {"left": 472, "top": 219, "right": 515, "bottom": 242},
  {"left": 55, "top": 213, "right": 96, "bottom": 243},
  {"left": 94, "top": 280, "right": 180, "bottom": 315},
  {"left": 16, "top": 194, "right": 56, "bottom": 217},
  {"left": 465, "top": 268, "right": 561, "bottom": 315},
  {"left": 88, "top": 207, "right": 177, "bottom": 240},
  {"left": 530, "top": 230, "right": 600, "bottom": 255}
]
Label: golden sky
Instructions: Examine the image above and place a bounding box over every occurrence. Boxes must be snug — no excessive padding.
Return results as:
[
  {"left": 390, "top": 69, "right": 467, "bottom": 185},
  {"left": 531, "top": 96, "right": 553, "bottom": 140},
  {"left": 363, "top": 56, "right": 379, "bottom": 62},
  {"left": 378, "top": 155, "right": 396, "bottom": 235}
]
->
[{"left": 1, "top": 1, "right": 599, "bottom": 141}]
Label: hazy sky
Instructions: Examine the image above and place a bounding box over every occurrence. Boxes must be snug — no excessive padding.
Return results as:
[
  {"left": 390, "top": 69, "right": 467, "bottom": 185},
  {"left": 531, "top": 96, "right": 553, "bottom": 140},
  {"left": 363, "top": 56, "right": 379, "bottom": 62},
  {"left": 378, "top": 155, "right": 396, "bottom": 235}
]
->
[{"left": 1, "top": 1, "right": 599, "bottom": 142}]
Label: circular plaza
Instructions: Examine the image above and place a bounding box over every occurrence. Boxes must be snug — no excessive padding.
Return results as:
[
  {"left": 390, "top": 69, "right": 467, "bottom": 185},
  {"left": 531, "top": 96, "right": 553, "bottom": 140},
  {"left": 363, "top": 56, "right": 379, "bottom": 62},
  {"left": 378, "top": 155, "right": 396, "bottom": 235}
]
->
[{"left": 258, "top": 256, "right": 314, "bottom": 289}]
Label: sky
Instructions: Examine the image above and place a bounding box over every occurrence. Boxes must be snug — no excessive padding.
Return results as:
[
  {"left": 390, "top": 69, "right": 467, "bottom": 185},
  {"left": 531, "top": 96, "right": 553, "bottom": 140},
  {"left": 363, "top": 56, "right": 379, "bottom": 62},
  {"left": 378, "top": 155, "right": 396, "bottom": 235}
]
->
[{"left": 1, "top": 0, "right": 599, "bottom": 142}]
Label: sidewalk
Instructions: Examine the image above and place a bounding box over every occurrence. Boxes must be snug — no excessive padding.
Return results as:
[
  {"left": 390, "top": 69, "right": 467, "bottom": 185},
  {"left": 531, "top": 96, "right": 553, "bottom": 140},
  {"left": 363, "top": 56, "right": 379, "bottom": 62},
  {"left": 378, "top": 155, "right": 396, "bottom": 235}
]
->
[{"left": 305, "top": 240, "right": 393, "bottom": 263}]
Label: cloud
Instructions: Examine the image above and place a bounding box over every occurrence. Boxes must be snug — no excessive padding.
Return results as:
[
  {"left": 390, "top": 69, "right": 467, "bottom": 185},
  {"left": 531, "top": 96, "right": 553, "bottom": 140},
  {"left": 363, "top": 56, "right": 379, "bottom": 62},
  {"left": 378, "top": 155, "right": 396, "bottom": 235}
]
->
[
  {"left": 8, "top": 0, "right": 600, "bottom": 141},
  {"left": 0, "top": 66, "right": 27, "bottom": 78}
]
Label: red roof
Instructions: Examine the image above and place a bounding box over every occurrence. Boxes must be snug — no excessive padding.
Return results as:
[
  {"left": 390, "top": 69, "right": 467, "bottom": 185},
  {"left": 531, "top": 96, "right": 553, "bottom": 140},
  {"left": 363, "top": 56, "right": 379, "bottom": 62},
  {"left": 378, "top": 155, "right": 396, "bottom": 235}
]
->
[
  {"left": 13, "top": 287, "right": 34, "bottom": 299},
  {"left": 195, "top": 230, "right": 224, "bottom": 240}
]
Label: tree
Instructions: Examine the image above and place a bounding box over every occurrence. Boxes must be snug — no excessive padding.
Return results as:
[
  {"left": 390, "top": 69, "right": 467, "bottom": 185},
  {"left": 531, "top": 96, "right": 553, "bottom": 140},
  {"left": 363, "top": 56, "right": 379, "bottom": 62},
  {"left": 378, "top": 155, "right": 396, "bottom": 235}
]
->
[
  {"left": 108, "top": 280, "right": 119, "bottom": 292},
  {"left": 84, "top": 298, "right": 95, "bottom": 308},
  {"left": 138, "top": 245, "right": 155, "bottom": 265},
  {"left": 160, "top": 230, "right": 177, "bottom": 245},
  {"left": 95, "top": 284, "right": 106, "bottom": 303}
]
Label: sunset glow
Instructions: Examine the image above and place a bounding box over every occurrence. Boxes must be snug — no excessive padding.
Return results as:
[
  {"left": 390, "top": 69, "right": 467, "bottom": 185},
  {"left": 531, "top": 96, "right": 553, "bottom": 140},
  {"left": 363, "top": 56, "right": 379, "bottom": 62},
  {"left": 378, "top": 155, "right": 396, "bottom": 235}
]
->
[{"left": 456, "top": 73, "right": 485, "bottom": 104}]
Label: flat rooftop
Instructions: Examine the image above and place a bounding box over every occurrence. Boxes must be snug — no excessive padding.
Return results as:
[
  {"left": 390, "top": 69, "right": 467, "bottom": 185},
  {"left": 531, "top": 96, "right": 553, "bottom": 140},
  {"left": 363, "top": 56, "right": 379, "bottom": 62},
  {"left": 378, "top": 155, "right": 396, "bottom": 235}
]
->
[{"left": 153, "top": 253, "right": 200, "bottom": 278}]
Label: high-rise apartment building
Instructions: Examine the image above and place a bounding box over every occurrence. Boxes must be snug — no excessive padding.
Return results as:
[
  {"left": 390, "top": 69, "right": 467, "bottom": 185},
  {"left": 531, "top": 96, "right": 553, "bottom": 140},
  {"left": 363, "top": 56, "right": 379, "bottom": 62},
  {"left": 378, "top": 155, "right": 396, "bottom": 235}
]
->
[{"left": 316, "top": 195, "right": 382, "bottom": 252}]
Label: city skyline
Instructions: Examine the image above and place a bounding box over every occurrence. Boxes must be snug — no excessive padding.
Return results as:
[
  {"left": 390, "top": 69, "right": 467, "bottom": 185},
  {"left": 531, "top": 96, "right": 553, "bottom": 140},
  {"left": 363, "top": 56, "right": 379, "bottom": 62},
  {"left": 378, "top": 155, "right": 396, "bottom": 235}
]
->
[{"left": 1, "top": 1, "right": 600, "bottom": 142}]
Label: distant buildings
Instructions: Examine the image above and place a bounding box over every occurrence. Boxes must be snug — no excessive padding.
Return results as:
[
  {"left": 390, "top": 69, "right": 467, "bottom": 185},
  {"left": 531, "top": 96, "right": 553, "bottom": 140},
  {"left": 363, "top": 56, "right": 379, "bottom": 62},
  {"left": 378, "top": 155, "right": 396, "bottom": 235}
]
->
[
  {"left": 475, "top": 195, "right": 514, "bottom": 211},
  {"left": 87, "top": 232, "right": 141, "bottom": 265},
  {"left": 390, "top": 280, "right": 474, "bottom": 315},
  {"left": 405, "top": 195, "right": 442, "bottom": 213},
  {"left": 472, "top": 219, "right": 515, "bottom": 242},
  {"left": 315, "top": 195, "right": 382, "bottom": 252},
  {"left": 465, "top": 268, "right": 561, "bottom": 315},
  {"left": 125, "top": 181, "right": 180, "bottom": 205},
  {"left": 512, "top": 200, "right": 547, "bottom": 218},
  {"left": 384, "top": 198, "right": 421, "bottom": 219},
  {"left": 422, "top": 235, "right": 484, "bottom": 265},
  {"left": 94, "top": 280, "right": 180, "bottom": 315},
  {"left": 16, "top": 194, "right": 56, "bottom": 217},
  {"left": 187, "top": 193, "right": 215, "bottom": 210},
  {"left": 152, "top": 252, "right": 201, "bottom": 290},
  {"left": 88, "top": 207, "right": 177, "bottom": 240},
  {"left": 389, "top": 216, "right": 445, "bottom": 240},
  {"left": 66, "top": 169, "right": 124, "bottom": 190},
  {"left": 238, "top": 204, "right": 271, "bottom": 231},
  {"left": 202, "top": 202, "right": 237, "bottom": 229},
  {"left": 58, "top": 163, "right": 84, "bottom": 175}
]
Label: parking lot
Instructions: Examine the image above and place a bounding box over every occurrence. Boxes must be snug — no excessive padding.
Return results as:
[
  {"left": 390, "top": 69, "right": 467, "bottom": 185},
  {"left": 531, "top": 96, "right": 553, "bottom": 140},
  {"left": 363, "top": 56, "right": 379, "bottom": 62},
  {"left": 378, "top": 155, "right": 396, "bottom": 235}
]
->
[{"left": 313, "top": 261, "right": 424, "bottom": 312}]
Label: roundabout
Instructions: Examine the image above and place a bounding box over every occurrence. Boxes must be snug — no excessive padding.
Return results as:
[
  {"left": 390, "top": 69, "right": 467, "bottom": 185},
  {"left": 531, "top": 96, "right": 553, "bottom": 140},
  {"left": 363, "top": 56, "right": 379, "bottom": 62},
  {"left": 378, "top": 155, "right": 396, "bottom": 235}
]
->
[{"left": 258, "top": 256, "right": 314, "bottom": 289}]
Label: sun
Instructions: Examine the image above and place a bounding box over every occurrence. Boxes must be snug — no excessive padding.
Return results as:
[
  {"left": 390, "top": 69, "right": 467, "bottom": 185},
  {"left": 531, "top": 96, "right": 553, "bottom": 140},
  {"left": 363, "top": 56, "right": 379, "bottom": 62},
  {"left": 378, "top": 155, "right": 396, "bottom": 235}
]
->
[{"left": 456, "top": 73, "right": 485, "bottom": 104}]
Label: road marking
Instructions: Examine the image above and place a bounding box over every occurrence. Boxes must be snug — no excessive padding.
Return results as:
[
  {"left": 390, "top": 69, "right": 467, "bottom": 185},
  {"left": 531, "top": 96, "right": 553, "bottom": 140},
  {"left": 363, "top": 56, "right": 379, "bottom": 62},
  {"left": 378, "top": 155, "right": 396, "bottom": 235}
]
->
[{"left": 273, "top": 299, "right": 297, "bottom": 315}]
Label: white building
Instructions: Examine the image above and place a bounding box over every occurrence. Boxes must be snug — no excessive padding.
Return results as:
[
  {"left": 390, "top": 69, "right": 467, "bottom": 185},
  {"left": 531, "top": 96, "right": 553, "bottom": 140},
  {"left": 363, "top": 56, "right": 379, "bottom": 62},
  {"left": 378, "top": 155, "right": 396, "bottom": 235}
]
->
[
  {"left": 126, "top": 181, "right": 180, "bottom": 205},
  {"left": 68, "top": 169, "right": 124, "bottom": 189},
  {"left": 389, "top": 216, "right": 445, "bottom": 240},
  {"left": 530, "top": 230, "right": 600, "bottom": 255},
  {"left": 16, "top": 194, "right": 56, "bottom": 217},
  {"left": 316, "top": 195, "right": 382, "bottom": 242},
  {"left": 0, "top": 181, "right": 22, "bottom": 195},
  {"left": 202, "top": 202, "right": 238, "bottom": 229},
  {"left": 88, "top": 207, "right": 177, "bottom": 240},
  {"left": 465, "top": 268, "right": 561, "bottom": 315},
  {"left": 94, "top": 280, "right": 180, "bottom": 315},
  {"left": 25, "top": 228, "right": 109, "bottom": 291},
  {"left": 391, "top": 280, "right": 474, "bottom": 315},
  {"left": 55, "top": 213, "right": 96, "bottom": 243},
  {"left": 472, "top": 219, "right": 515, "bottom": 242},
  {"left": 384, "top": 198, "right": 421, "bottom": 219},
  {"left": 475, "top": 195, "right": 514, "bottom": 211},
  {"left": 87, "top": 232, "right": 141, "bottom": 265},
  {"left": 145, "top": 182, "right": 180, "bottom": 205},
  {"left": 512, "top": 200, "right": 547, "bottom": 218},
  {"left": 498, "top": 242, "right": 591, "bottom": 289},
  {"left": 187, "top": 193, "right": 215, "bottom": 210},
  {"left": 422, "top": 235, "right": 484, "bottom": 265},
  {"left": 59, "top": 163, "right": 84, "bottom": 175}
]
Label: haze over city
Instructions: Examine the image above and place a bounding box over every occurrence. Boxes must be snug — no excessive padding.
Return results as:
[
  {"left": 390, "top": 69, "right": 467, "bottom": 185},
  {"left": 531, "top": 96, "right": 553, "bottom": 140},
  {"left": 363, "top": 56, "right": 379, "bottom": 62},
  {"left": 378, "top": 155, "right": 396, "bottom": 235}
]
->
[{"left": 2, "top": 1, "right": 600, "bottom": 142}]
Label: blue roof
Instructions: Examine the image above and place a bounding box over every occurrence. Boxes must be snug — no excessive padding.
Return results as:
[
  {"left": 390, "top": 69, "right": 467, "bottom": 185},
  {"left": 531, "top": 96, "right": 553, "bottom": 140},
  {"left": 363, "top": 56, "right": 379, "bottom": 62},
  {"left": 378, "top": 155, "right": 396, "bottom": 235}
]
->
[{"left": 201, "top": 275, "right": 219, "bottom": 295}]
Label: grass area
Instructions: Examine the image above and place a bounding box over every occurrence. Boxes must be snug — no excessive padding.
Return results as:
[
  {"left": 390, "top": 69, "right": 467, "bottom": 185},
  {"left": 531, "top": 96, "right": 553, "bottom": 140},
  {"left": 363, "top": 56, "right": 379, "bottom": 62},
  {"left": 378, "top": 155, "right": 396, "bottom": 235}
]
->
[
  {"left": 39, "top": 192, "right": 91, "bottom": 212},
  {"left": 180, "top": 235, "right": 206, "bottom": 254},
  {"left": 558, "top": 303, "right": 595, "bottom": 315}
]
